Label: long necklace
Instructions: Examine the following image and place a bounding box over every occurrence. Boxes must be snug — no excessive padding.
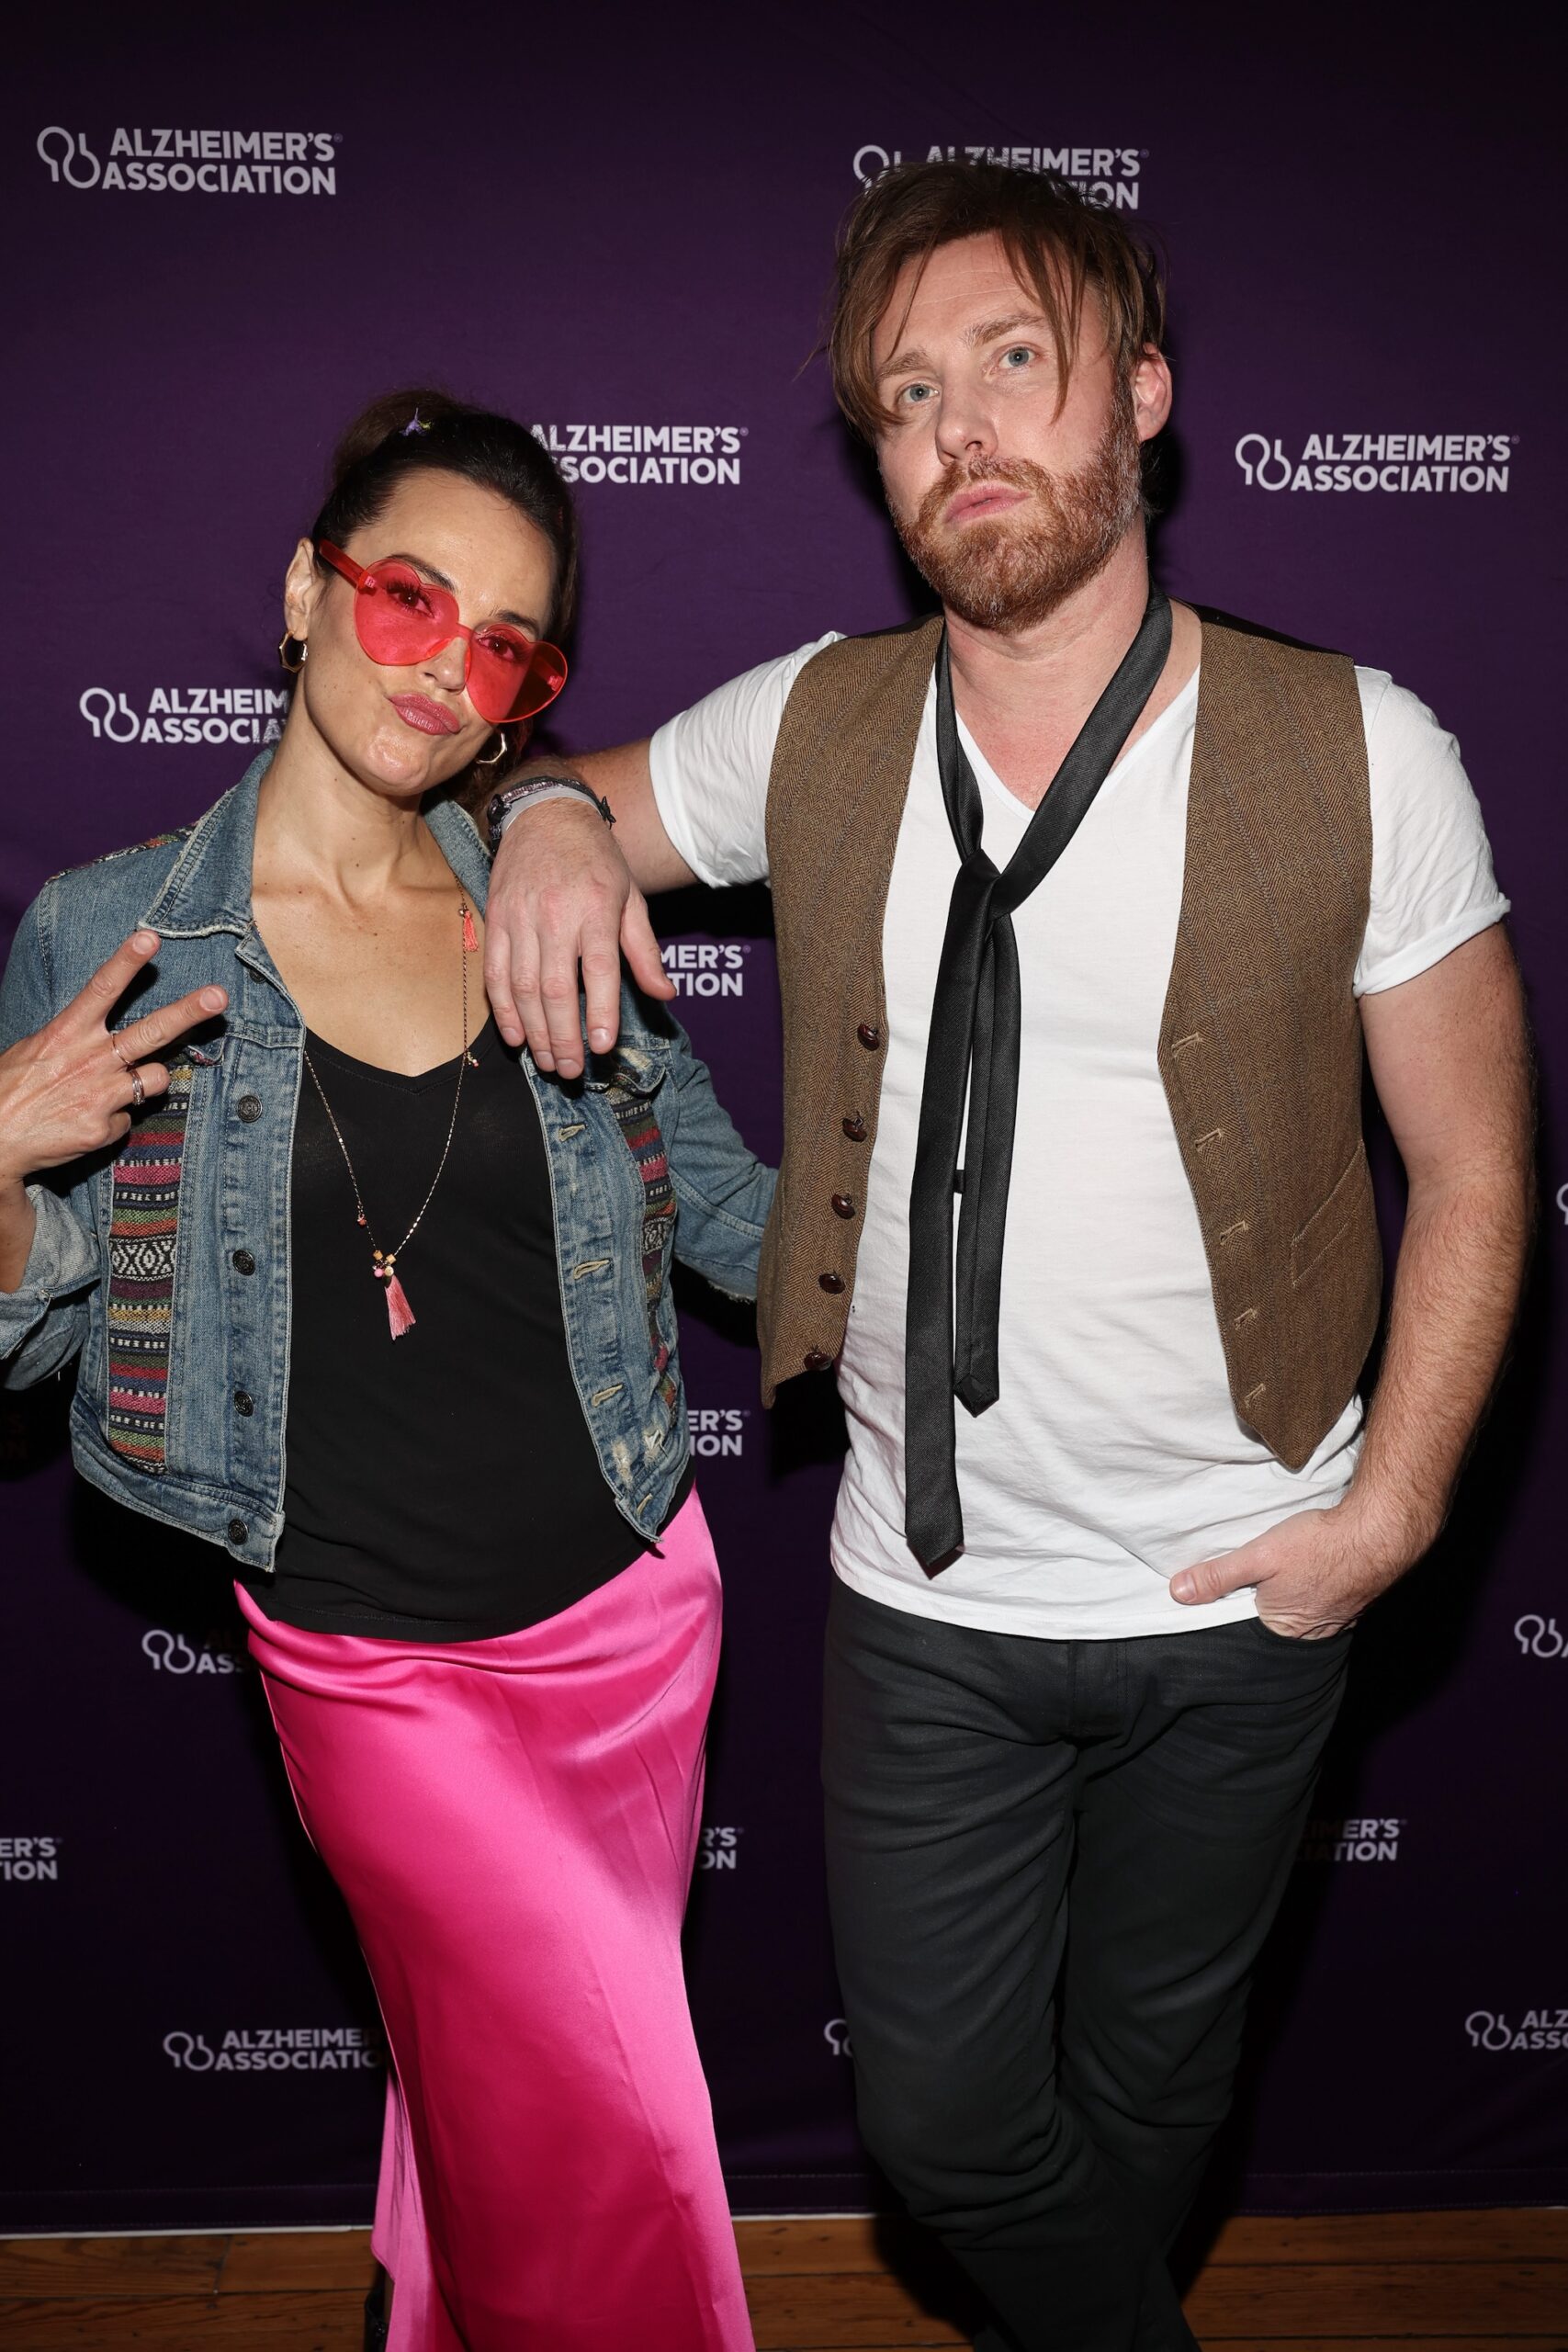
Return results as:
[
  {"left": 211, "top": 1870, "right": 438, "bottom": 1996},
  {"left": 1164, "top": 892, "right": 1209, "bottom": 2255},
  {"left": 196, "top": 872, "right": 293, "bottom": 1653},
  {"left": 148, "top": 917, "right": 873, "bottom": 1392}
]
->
[{"left": 301, "top": 896, "right": 479, "bottom": 1341}]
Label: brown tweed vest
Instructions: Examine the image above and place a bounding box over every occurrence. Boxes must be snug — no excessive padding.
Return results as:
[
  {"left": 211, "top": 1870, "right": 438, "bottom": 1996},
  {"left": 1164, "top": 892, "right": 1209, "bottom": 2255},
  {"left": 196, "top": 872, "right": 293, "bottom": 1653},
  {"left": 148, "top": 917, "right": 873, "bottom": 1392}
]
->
[{"left": 755, "top": 613, "right": 1382, "bottom": 1473}]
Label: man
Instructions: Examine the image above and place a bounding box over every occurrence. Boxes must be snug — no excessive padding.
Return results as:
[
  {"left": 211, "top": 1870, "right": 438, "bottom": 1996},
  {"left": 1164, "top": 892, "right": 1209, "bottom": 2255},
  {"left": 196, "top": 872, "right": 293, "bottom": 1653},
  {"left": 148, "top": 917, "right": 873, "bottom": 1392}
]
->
[{"left": 480, "top": 164, "right": 1532, "bottom": 2351}]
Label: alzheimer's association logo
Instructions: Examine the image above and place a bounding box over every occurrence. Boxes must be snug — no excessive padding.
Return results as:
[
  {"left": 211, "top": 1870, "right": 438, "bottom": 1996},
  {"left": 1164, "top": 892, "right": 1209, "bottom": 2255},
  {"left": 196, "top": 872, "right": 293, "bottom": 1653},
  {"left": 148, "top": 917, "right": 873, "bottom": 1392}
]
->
[
  {"left": 1235, "top": 431, "right": 1514, "bottom": 495},
  {"left": 699, "top": 1826, "right": 742, "bottom": 1871},
  {"left": 1, "top": 1837, "right": 61, "bottom": 1883},
  {"left": 37, "top": 128, "right": 103, "bottom": 187},
  {"left": 689, "top": 1408, "right": 749, "bottom": 1459},
  {"left": 531, "top": 424, "right": 745, "bottom": 487},
  {"left": 853, "top": 142, "right": 1145, "bottom": 209},
  {"left": 142, "top": 1628, "right": 247, "bottom": 1676},
  {"left": 164, "top": 2025, "right": 383, "bottom": 2072},
  {"left": 660, "top": 942, "right": 750, "bottom": 1000},
  {"left": 1465, "top": 2007, "right": 1568, "bottom": 2052},
  {"left": 1514, "top": 1615, "right": 1566, "bottom": 1659},
  {"left": 1301, "top": 1815, "right": 1403, "bottom": 1863},
  {"left": 38, "top": 126, "right": 338, "bottom": 196},
  {"left": 81, "top": 685, "right": 287, "bottom": 748}
]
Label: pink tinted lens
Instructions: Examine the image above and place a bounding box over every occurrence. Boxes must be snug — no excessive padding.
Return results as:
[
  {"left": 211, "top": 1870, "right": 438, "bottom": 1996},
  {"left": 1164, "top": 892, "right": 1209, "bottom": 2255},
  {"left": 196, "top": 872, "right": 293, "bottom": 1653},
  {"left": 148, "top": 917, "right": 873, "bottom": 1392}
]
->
[
  {"left": 467, "top": 627, "right": 570, "bottom": 724},
  {"left": 355, "top": 562, "right": 459, "bottom": 666}
]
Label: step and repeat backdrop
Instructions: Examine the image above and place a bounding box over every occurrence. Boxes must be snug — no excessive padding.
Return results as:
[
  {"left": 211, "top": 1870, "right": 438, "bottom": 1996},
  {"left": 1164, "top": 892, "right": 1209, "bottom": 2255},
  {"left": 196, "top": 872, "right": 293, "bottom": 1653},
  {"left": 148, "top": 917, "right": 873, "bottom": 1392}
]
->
[{"left": 3, "top": 2, "right": 1562, "bottom": 2231}]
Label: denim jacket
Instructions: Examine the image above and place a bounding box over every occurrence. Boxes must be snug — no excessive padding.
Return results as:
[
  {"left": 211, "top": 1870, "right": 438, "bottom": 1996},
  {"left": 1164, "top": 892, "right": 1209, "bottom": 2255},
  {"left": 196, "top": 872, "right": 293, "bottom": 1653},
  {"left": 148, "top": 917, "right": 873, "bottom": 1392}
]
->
[{"left": 0, "top": 754, "right": 776, "bottom": 1573}]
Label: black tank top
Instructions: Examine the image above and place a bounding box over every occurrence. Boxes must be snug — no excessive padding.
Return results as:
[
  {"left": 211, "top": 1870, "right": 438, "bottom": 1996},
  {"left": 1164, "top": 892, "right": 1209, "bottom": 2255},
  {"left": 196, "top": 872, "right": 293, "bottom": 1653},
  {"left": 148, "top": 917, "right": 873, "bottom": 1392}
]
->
[{"left": 243, "top": 1017, "right": 684, "bottom": 1641}]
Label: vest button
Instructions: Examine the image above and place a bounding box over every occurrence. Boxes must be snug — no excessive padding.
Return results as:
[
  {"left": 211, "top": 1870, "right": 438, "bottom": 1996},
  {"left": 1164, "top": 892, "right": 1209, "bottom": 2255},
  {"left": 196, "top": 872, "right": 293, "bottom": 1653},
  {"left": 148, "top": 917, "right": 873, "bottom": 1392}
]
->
[
  {"left": 237, "top": 1094, "right": 263, "bottom": 1123},
  {"left": 231, "top": 1248, "right": 255, "bottom": 1275},
  {"left": 233, "top": 1389, "right": 254, "bottom": 1417},
  {"left": 841, "top": 1114, "right": 868, "bottom": 1142},
  {"left": 856, "top": 1023, "right": 882, "bottom": 1050},
  {"left": 803, "top": 1348, "right": 833, "bottom": 1371},
  {"left": 818, "top": 1271, "right": 846, "bottom": 1294},
  {"left": 227, "top": 1518, "right": 249, "bottom": 1545},
  {"left": 831, "top": 1193, "right": 855, "bottom": 1218}
]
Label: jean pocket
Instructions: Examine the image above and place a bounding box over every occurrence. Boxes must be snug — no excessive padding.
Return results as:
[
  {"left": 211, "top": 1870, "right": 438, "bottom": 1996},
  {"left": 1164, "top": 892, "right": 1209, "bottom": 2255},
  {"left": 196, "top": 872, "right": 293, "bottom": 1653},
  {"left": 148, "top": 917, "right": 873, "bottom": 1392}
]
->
[{"left": 1250, "top": 1612, "right": 1356, "bottom": 1648}]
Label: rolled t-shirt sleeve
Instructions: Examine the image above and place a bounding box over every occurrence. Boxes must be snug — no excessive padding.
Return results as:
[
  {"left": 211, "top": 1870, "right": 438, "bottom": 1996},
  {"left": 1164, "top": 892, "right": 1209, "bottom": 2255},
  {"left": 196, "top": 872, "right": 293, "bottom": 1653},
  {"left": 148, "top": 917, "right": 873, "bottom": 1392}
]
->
[
  {"left": 1355, "top": 668, "right": 1509, "bottom": 996},
  {"left": 648, "top": 633, "right": 841, "bottom": 888}
]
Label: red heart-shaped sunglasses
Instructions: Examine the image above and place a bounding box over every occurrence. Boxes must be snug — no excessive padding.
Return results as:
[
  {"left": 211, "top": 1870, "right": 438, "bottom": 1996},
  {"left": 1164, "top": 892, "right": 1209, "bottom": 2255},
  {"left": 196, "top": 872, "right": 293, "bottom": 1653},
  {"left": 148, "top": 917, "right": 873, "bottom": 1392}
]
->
[{"left": 317, "top": 541, "right": 568, "bottom": 726}]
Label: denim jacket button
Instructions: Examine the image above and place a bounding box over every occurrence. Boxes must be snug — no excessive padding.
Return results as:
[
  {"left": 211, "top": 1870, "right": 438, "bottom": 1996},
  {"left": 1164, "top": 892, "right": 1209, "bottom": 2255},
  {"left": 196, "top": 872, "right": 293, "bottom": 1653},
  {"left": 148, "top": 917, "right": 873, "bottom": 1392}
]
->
[
  {"left": 237, "top": 1094, "right": 263, "bottom": 1123},
  {"left": 231, "top": 1249, "right": 255, "bottom": 1275},
  {"left": 233, "top": 1389, "right": 254, "bottom": 1416},
  {"left": 227, "top": 1518, "right": 249, "bottom": 1545}
]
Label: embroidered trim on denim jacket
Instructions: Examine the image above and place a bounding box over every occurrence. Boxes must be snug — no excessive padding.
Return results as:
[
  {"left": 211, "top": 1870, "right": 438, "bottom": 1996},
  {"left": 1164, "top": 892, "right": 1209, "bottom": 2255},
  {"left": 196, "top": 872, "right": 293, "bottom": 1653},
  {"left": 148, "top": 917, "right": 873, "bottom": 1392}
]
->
[
  {"left": 606, "top": 1088, "right": 678, "bottom": 1416},
  {"left": 106, "top": 1060, "right": 194, "bottom": 1472}
]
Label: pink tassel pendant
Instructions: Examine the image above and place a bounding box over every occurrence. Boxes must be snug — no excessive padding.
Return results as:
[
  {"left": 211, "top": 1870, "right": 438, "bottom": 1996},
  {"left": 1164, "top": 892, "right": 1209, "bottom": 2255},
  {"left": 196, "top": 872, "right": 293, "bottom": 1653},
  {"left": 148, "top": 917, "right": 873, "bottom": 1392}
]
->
[
  {"left": 461, "top": 901, "right": 479, "bottom": 956},
  {"left": 378, "top": 1264, "right": 416, "bottom": 1340}
]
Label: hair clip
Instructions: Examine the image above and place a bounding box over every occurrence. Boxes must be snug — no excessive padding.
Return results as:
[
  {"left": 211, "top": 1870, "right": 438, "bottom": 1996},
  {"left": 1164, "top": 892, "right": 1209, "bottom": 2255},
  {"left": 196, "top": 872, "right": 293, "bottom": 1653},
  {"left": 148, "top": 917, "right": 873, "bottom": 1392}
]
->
[{"left": 401, "top": 409, "right": 431, "bottom": 436}]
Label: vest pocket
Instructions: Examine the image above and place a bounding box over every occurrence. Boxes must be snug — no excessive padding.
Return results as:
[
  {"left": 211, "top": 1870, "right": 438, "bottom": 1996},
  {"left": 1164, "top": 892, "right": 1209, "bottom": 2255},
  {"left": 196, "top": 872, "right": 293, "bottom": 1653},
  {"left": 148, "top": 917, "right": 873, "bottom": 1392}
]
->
[{"left": 1290, "top": 1140, "right": 1372, "bottom": 1288}]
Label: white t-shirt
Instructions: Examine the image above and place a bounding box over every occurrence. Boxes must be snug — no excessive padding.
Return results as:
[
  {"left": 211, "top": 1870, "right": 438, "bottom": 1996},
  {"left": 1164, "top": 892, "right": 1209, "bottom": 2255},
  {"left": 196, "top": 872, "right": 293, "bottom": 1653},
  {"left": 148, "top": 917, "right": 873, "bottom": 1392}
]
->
[{"left": 649, "top": 635, "right": 1507, "bottom": 1638}]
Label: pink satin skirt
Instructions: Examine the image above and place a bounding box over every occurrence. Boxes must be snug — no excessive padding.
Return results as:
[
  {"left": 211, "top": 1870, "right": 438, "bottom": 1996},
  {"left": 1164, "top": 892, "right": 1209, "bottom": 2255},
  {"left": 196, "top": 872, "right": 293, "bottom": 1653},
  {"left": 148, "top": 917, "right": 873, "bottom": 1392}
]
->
[{"left": 236, "top": 1488, "right": 753, "bottom": 2352}]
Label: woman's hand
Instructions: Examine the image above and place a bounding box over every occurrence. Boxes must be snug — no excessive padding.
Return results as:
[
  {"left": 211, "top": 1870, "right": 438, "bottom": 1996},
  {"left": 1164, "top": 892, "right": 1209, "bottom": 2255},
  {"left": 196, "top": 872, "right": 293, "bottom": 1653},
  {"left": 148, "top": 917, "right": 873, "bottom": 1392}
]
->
[{"left": 0, "top": 931, "right": 227, "bottom": 1186}]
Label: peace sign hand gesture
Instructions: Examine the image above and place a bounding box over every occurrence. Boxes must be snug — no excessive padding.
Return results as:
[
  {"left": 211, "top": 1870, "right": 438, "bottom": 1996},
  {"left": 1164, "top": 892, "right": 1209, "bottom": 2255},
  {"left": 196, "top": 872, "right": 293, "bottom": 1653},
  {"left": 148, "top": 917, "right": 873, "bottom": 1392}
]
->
[{"left": 0, "top": 930, "right": 227, "bottom": 1187}]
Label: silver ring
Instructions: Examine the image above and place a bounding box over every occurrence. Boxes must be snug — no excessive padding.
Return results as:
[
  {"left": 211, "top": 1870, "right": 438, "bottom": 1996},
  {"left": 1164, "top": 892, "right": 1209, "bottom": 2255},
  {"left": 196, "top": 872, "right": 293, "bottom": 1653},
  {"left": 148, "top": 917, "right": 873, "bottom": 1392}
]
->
[
  {"left": 129, "top": 1069, "right": 145, "bottom": 1108},
  {"left": 109, "top": 1034, "right": 132, "bottom": 1069}
]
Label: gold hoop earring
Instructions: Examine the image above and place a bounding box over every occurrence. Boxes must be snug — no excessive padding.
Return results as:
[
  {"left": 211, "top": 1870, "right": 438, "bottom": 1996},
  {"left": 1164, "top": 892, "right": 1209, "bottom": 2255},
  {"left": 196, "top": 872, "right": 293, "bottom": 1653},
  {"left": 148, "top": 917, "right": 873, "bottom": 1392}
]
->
[
  {"left": 278, "top": 633, "right": 307, "bottom": 674},
  {"left": 475, "top": 729, "right": 509, "bottom": 768}
]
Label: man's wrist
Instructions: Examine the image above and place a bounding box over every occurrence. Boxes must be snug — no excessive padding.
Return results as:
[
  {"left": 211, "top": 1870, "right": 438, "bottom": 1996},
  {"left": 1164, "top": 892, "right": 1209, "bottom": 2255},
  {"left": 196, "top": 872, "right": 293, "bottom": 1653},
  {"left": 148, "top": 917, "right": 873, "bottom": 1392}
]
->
[
  {"left": 1336, "top": 1476, "right": 1443, "bottom": 1576},
  {"left": 487, "top": 775, "right": 615, "bottom": 852}
]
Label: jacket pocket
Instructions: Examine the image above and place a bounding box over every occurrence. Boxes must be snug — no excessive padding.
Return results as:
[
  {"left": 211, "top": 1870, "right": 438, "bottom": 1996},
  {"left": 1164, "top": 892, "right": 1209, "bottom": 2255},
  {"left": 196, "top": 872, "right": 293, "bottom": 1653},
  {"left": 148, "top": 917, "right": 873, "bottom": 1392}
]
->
[
  {"left": 587, "top": 1042, "right": 670, "bottom": 1100},
  {"left": 1290, "top": 1140, "right": 1372, "bottom": 1289}
]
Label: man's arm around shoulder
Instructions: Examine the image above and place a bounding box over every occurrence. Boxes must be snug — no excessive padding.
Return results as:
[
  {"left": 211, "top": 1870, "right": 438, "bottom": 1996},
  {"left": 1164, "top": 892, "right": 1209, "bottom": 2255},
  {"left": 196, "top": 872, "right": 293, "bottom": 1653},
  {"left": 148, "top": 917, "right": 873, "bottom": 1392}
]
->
[{"left": 485, "top": 741, "right": 695, "bottom": 1077}]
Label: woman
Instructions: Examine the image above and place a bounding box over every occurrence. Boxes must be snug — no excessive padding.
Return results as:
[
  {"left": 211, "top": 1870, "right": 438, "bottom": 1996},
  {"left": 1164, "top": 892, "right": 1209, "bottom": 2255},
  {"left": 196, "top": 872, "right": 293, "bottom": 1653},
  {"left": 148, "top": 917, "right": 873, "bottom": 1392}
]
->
[{"left": 0, "top": 390, "right": 770, "bottom": 2352}]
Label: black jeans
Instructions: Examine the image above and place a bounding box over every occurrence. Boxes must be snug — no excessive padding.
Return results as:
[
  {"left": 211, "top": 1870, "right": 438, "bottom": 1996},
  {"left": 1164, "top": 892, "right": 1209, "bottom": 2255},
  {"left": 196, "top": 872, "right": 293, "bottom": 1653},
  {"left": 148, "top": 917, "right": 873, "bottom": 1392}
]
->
[{"left": 822, "top": 1580, "right": 1353, "bottom": 2352}]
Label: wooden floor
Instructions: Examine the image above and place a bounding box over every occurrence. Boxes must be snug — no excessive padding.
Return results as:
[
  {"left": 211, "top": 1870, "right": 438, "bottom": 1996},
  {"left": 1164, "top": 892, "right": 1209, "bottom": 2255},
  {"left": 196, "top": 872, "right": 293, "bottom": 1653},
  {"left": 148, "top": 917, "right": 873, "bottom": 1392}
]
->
[{"left": 0, "top": 2209, "right": 1563, "bottom": 2348}]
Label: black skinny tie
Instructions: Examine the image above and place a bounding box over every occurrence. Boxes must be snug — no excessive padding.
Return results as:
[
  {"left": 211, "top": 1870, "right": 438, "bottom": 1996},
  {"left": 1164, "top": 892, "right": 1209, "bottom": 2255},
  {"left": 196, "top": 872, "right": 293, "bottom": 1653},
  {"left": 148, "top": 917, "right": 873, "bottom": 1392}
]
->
[{"left": 903, "top": 590, "right": 1173, "bottom": 1570}]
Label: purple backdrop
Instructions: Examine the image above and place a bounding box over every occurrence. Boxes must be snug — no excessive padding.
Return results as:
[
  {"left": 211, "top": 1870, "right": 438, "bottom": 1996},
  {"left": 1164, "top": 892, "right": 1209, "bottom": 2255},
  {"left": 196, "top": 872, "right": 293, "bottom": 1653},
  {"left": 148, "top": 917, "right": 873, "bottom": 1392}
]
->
[{"left": 3, "top": 1, "right": 1563, "bottom": 2233}]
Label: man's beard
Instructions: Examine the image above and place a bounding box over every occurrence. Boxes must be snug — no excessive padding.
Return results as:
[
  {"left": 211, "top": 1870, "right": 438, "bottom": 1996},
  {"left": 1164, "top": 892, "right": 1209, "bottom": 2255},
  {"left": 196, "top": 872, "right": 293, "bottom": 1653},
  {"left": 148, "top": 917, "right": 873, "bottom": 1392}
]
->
[{"left": 894, "top": 390, "right": 1144, "bottom": 635}]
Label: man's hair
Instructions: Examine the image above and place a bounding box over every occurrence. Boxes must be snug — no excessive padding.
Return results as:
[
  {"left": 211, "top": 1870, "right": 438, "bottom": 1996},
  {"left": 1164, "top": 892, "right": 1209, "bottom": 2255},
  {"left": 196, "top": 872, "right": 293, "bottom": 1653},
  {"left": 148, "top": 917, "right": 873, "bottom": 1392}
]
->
[{"left": 829, "top": 162, "right": 1166, "bottom": 442}]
